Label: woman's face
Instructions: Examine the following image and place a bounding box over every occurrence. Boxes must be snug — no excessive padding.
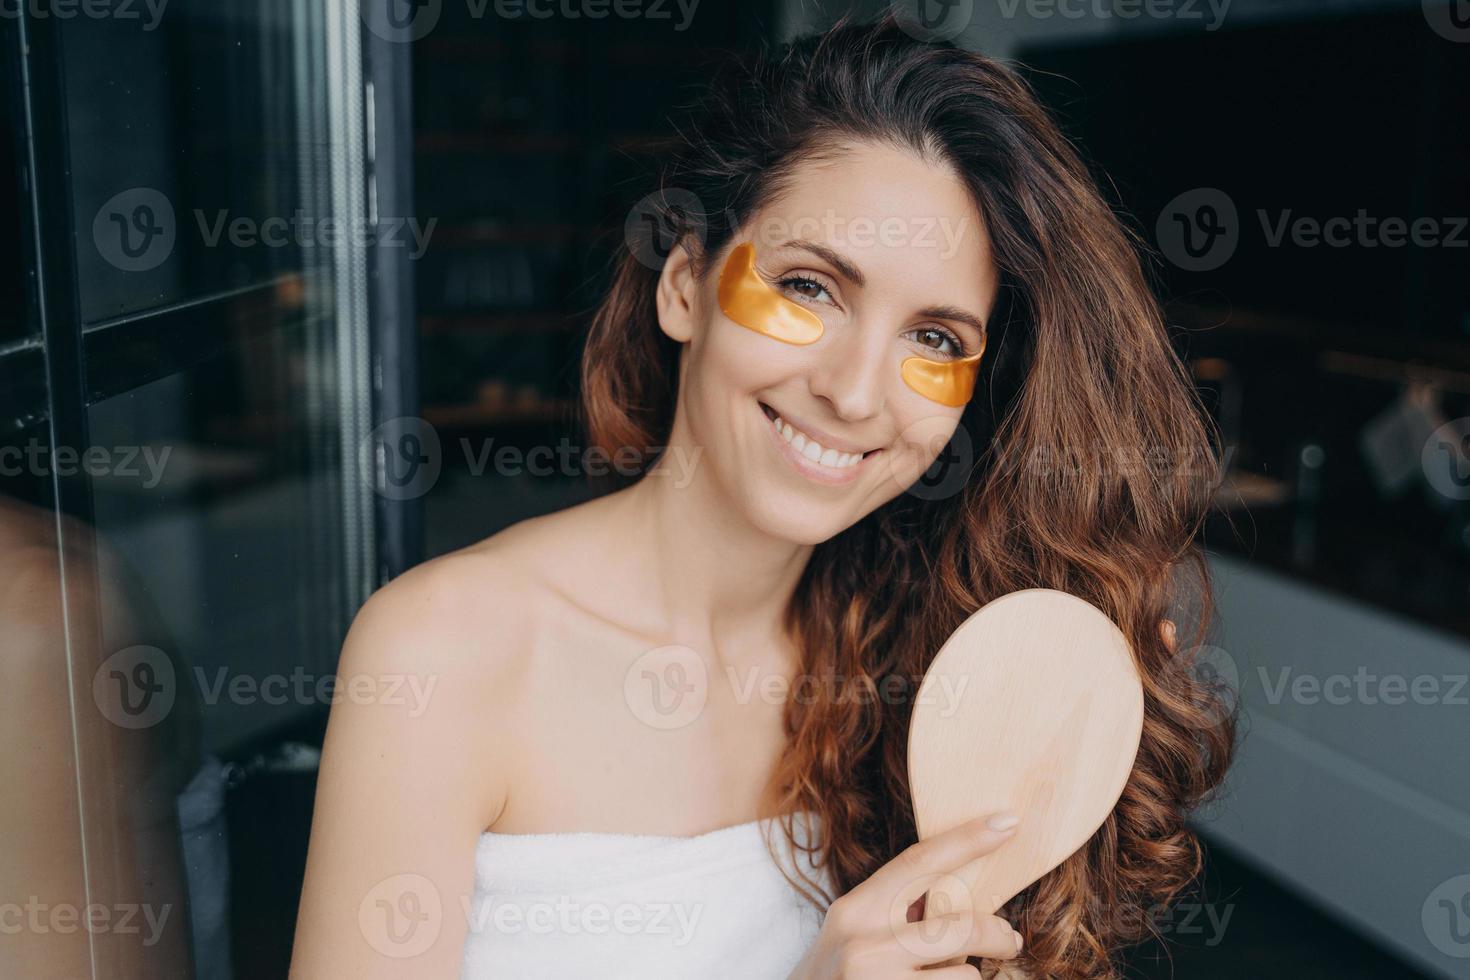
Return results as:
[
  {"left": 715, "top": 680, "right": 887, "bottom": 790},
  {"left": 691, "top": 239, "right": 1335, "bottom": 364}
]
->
[{"left": 657, "top": 140, "right": 1001, "bottom": 545}]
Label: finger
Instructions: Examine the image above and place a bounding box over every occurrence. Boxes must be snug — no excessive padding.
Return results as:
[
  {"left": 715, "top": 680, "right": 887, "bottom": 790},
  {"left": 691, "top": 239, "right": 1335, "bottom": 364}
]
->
[
  {"left": 890, "top": 911, "right": 1020, "bottom": 965},
  {"left": 959, "top": 914, "right": 1023, "bottom": 961},
  {"left": 862, "top": 812, "right": 1020, "bottom": 901},
  {"left": 1160, "top": 618, "right": 1177, "bottom": 650},
  {"left": 890, "top": 910, "right": 976, "bottom": 963},
  {"left": 920, "top": 966, "right": 981, "bottom": 978}
]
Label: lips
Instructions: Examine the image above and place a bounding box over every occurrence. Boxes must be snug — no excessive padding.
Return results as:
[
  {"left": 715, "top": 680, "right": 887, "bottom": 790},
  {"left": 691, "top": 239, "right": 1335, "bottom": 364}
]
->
[{"left": 758, "top": 401, "right": 880, "bottom": 485}]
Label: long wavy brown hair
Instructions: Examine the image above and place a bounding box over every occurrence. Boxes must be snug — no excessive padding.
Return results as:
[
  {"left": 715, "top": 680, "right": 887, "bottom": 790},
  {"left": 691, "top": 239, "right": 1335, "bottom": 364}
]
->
[{"left": 578, "top": 13, "right": 1236, "bottom": 979}]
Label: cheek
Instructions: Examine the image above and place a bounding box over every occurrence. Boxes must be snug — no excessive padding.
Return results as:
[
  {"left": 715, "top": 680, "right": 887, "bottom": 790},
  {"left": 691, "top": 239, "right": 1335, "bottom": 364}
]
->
[{"left": 694, "top": 314, "right": 816, "bottom": 394}]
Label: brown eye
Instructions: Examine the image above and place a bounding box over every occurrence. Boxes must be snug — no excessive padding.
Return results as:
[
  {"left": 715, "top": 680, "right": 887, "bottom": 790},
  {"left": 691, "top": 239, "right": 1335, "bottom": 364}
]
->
[
  {"left": 777, "top": 275, "right": 834, "bottom": 305},
  {"left": 910, "top": 326, "right": 963, "bottom": 358}
]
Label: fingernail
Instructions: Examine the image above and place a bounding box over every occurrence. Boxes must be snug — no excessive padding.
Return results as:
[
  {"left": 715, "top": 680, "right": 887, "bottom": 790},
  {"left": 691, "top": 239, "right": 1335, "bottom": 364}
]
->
[
  {"left": 987, "top": 811, "right": 1020, "bottom": 832},
  {"left": 1013, "top": 930, "right": 1024, "bottom": 953}
]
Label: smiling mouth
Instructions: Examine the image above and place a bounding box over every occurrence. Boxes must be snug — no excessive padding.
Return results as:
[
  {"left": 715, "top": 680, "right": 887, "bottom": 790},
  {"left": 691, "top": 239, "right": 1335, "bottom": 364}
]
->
[{"left": 759, "top": 402, "right": 881, "bottom": 473}]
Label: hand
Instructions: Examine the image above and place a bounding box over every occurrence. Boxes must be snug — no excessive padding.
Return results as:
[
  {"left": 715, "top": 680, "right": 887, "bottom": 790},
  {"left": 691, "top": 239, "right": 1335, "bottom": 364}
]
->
[{"left": 788, "top": 812, "right": 1025, "bottom": 979}]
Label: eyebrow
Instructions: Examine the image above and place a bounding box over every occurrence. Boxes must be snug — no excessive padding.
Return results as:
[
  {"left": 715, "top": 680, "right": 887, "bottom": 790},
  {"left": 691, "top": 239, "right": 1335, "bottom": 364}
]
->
[
  {"left": 918, "top": 304, "right": 988, "bottom": 337},
  {"left": 781, "top": 238, "right": 989, "bottom": 336}
]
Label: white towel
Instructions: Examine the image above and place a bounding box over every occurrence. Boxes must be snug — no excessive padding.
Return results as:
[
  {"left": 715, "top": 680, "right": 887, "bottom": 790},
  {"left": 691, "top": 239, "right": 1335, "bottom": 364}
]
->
[{"left": 459, "top": 813, "right": 831, "bottom": 979}]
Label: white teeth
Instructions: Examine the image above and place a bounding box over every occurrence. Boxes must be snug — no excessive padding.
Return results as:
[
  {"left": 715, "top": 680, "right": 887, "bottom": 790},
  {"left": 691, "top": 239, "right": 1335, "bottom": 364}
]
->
[{"left": 767, "top": 410, "right": 864, "bottom": 470}]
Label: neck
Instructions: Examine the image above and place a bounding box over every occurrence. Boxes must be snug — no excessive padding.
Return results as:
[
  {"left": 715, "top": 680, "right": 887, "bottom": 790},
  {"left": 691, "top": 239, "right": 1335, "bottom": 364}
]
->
[{"left": 616, "top": 441, "right": 811, "bottom": 659}]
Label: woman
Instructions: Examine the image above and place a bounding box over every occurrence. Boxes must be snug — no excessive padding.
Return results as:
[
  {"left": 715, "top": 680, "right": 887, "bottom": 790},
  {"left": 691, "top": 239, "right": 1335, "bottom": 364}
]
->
[{"left": 291, "top": 14, "right": 1234, "bottom": 980}]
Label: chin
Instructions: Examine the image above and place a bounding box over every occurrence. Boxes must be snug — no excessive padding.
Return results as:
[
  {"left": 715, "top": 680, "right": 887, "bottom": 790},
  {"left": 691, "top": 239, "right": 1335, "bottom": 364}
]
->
[{"left": 739, "top": 487, "right": 858, "bottom": 547}]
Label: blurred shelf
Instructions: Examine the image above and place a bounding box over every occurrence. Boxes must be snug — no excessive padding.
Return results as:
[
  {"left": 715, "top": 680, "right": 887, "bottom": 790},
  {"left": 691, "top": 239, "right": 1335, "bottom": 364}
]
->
[
  {"left": 415, "top": 35, "right": 723, "bottom": 66},
  {"left": 1319, "top": 350, "right": 1470, "bottom": 395},
  {"left": 82, "top": 274, "right": 311, "bottom": 407},
  {"left": 0, "top": 334, "right": 40, "bottom": 359},
  {"left": 417, "top": 131, "right": 669, "bottom": 156},
  {"left": 609, "top": 133, "right": 674, "bottom": 154},
  {"left": 422, "top": 399, "right": 576, "bottom": 428},
  {"left": 434, "top": 222, "right": 598, "bottom": 246},
  {"left": 416, "top": 132, "right": 578, "bottom": 155},
  {"left": 606, "top": 41, "right": 733, "bottom": 66},
  {"left": 1213, "top": 469, "right": 1292, "bottom": 511},
  {"left": 420, "top": 312, "right": 584, "bottom": 335},
  {"left": 1204, "top": 505, "right": 1470, "bottom": 642},
  {"left": 1169, "top": 301, "right": 1470, "bottom": 372},
  {"left": 416, "top": 36, "right": 579, "bottom": 61}
]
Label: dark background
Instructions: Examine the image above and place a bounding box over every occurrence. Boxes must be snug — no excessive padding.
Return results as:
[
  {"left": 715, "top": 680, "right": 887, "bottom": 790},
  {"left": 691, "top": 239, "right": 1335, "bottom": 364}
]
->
[{"left": 2, "top": 2, "right": 1465, "bottom": 978}]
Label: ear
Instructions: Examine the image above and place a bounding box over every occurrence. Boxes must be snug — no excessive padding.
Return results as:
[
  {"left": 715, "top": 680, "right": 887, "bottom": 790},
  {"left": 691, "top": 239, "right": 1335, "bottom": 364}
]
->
[{"left": 654, "top": 240, "right": 699, "bottom": 344}]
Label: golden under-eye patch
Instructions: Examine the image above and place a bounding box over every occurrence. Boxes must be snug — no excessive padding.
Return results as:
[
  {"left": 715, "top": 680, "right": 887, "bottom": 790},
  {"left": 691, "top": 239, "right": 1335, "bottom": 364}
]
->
[
  {"left": 718, "top": 239, "right": 984, "bottom": 406},
  {"left": 716, "top": 242, "right": 825, "bottom": 346},
  {"left": 901, "top": 341, "right": 985, "bottom": 408}
]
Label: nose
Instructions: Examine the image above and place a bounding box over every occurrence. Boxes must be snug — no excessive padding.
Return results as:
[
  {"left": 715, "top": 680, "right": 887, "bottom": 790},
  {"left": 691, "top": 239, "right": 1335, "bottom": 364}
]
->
[{"left": 805, "top": 321, "right": 888, "bottom": 423}]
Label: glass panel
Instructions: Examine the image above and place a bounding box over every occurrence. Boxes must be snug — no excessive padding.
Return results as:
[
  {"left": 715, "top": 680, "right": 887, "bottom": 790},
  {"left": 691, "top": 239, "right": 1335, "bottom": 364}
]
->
[
  {"left": 65, "top": 0, "right": 309, "bottom": 326},
  {"left": 2, "top": 1, "right": 379, "bottom": 978},
  {"left": 0, "top": 49, "right": 27, "bottom": 348}
]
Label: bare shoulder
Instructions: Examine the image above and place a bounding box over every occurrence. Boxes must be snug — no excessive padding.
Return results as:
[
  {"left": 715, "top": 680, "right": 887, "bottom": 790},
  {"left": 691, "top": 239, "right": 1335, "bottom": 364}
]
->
[{"left": 340, "top": 492, "right": 622, "bottom": 698}]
